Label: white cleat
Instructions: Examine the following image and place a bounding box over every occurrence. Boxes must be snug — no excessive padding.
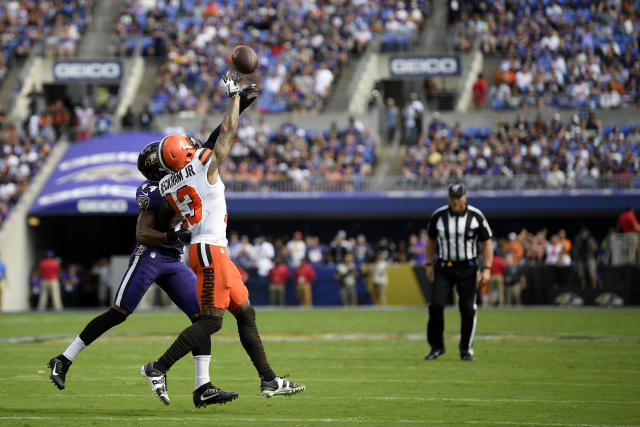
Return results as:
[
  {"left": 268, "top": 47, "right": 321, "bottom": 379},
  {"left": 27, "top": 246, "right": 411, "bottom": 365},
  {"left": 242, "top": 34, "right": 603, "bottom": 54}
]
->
[
  {"left": 260, "top": 375, "right": 305, "bottom": 398},
  {"left": 140, "top": 362, "right": 170, "bottom": 405}
]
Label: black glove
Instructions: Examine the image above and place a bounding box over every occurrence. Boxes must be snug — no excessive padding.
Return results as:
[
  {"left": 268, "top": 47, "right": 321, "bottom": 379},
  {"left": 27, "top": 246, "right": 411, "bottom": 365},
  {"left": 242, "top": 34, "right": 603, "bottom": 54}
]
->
[
  {"left": 240, "top": 84, "right": 260, "bottom": 110},
  {"left": 166, "top": 227, "right": 191, "bottom": 245}
]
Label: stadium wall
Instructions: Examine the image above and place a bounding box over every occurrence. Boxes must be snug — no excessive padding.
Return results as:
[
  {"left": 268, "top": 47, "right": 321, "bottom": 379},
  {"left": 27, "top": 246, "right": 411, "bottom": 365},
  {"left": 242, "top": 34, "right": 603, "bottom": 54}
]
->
[{"left": 0, "top": 141, "right": 71, "bottom": 312}]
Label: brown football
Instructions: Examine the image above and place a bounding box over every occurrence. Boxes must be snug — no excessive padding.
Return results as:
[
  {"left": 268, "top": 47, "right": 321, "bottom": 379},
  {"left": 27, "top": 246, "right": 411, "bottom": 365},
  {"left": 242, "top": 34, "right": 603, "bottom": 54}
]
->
[{"left": 232, "top": 45, "right": 258, "bottom": 74}]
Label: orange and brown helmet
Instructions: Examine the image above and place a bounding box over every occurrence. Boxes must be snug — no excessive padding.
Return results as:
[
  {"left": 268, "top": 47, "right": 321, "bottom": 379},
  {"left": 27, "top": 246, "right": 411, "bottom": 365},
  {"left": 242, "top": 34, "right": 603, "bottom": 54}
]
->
[{"left": 157, "top": 134, "right": 201, "bottom": 173}]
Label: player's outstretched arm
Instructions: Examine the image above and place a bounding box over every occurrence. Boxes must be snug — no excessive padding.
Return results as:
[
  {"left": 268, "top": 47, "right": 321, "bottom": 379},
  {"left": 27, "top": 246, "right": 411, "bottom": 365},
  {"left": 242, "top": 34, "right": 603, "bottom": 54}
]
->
[
  {"left": 207, "top": 72, "right": 241, "bottom": 182},
  {"left": 136, "top": 209, "right": 191, "bottom": 246},
  {"left": 202, "top": 84, "right": 259, "bottom": 150}
]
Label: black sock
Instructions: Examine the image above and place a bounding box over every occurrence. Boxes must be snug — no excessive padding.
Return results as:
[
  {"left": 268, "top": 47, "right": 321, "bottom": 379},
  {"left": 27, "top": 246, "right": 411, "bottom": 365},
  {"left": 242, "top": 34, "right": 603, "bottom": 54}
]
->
[
  {"left": 157, "top": 315, "right": 222, "bottom": 372},
  {"left": 78, "top": 308, "right": 127, "bottom": 345},
  {"left": 190, "top": 317, "right": 211, "bottom": 357},
  {"left": 234, "top": 306, "right": 276, "bottom": 381}
]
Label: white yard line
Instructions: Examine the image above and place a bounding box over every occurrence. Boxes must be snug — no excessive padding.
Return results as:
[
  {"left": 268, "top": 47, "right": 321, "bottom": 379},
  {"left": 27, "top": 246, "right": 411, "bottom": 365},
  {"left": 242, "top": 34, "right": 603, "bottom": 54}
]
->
[
  {"left": 3, "top": 332, "right": 639, "bottom": 344},
  {"left": 0, "top": 416, "right": 634, "bottom": 426}
]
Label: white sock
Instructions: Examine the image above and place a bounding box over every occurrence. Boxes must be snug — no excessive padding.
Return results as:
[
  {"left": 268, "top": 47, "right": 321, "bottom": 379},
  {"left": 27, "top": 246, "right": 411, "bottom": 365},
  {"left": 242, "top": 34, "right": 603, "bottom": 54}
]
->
[
  {"left": 62, "top": 336, "right": 87, "bottom": 362},
  {"left": 194, "top": 355, "right": 211, "bottom": 389}
]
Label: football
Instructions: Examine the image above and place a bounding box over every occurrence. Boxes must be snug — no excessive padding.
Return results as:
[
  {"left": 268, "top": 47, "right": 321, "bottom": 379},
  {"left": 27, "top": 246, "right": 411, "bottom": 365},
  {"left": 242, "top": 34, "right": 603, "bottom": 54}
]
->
[{"left": 232, "top": 45, "right": 258, "bottom": 74}]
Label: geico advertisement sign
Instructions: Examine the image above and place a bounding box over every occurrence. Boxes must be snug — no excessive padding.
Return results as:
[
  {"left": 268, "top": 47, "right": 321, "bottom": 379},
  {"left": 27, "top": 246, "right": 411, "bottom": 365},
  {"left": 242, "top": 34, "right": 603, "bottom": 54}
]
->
[
  {"left": 77, "top": 199, "right": 129, "bottom": 213},
  {"left": 389, "top": 56, "right": 460, "bottom": 76},
  {"left": 53, "top": 61, "right": 123, "bottom": 80}
]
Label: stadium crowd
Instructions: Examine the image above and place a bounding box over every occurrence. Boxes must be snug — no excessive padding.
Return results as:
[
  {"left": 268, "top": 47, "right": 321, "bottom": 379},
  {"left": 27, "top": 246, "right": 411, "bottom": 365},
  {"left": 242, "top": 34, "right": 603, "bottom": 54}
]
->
[
  {"left": 0, "top": 0, "right": 94, "bottom": 82},
  {"left": 209, "top": 115, "right": 378, "bottom": 190},
  {"left": 449, "top": 0, "right": 640, "bottom": 110},
  {"left": 112, "top": 0, "right": 429, "bottom": 114},
  {"left": 399, "top": 111, "right": 640, "bottom": 189},
  {"left": 0, "top": 106, "right": 56, "bottom": 229},
  {"left": 34, "top": 218, "right": 635, "bottom": 309}
]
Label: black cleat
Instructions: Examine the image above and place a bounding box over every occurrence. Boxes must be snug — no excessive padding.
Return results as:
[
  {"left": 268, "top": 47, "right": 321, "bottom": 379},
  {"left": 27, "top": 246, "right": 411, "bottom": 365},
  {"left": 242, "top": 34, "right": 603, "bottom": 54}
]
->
[
  {"left": 140, "top": 362, "right": 170, "bottom": 405},
  {"left": 193, "top": 382, "right": 238, "bottom": 408},
  {"left": 461, "top": 353, "right": 475, "bottom": 361},
  {"left": 424, "top": 348, "right": 446, "bottom": 360},
  {"left": 48, "top": 355, "right": 72, "bottom": 390},
  {"left": 261, "top": 375, "right": 305, "bottom": 398}
]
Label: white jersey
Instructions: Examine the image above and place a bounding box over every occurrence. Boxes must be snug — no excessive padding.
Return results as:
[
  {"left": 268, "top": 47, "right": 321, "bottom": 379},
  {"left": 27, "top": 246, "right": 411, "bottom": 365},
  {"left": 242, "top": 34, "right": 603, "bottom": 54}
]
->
[{"left": 159, "top": 148, "right": 228, "bottom": 247}]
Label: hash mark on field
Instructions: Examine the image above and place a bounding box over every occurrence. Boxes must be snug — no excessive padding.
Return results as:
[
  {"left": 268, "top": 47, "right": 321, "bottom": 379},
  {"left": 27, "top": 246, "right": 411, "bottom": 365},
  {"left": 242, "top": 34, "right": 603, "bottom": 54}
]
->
[{"left": 0, "top": 416, "right": 634, "bottom": 426}]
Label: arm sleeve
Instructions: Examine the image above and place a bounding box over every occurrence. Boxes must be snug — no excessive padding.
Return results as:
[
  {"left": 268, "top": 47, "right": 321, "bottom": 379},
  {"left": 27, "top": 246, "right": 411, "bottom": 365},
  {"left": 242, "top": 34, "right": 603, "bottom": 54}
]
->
[
  {"left": 201, "top": 96, "right": 254, "bottom": 149},
  {"left": 477, "top": 212, "right": 493, "bottom": 241}
]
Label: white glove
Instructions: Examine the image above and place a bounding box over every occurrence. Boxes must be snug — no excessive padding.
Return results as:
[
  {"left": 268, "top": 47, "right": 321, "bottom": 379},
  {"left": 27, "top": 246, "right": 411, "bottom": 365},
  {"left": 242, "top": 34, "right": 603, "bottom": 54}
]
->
[{"left": 220, "top": 70, "right": 241, "bottom": 97}]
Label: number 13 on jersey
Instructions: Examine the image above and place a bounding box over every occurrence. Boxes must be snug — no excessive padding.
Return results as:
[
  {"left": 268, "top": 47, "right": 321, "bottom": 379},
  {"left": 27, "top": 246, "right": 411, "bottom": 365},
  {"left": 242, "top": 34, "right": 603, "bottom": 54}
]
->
[{"left": 166, "top": 185, "right": 203, "bottom": 228}]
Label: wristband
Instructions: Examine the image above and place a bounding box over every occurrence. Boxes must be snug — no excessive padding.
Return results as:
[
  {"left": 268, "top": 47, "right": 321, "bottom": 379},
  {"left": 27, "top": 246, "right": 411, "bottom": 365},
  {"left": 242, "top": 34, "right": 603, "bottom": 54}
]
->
[
  {"left": 162, "top": 232, "right": 169, "bottom": 243},
  {"left": 425, "top": 262, "right": 433, "bottom": 267},
  {"left": 481, "top": 266, "right": 491, "bottom": 270}
]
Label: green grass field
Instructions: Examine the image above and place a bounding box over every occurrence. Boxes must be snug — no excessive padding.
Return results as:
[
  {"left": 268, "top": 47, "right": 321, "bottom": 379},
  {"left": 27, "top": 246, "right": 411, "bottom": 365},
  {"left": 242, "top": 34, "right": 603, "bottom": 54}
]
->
[{"left": 1, "top": 308, "right": 639, "bottom": 426}]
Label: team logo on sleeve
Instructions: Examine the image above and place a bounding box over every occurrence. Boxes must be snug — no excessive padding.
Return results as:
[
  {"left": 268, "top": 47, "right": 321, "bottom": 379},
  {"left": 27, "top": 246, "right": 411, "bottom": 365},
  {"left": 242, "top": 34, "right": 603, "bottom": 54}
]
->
[{"left": 137, "top": 195, "right": 150, "bottom": 210}]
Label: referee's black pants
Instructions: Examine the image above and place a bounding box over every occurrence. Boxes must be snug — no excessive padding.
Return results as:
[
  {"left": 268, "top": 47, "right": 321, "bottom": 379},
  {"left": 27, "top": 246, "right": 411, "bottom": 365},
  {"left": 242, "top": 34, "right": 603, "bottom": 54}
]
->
[{"left": 427, "top": 264, "right": 478, "bottom": 356}]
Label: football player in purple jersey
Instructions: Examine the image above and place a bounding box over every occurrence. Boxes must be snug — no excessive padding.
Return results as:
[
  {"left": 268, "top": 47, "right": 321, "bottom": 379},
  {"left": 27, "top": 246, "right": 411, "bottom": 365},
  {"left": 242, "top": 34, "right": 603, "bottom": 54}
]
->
[{"left": 47, "top": 142, "right": 237, "bottom": 408}]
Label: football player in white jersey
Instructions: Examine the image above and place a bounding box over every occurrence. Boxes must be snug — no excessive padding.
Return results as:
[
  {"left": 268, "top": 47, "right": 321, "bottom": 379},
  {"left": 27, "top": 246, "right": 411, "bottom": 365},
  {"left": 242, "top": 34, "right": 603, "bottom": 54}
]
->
[{"left": 140, "top": 71, "right": 304, "bottom": 405}]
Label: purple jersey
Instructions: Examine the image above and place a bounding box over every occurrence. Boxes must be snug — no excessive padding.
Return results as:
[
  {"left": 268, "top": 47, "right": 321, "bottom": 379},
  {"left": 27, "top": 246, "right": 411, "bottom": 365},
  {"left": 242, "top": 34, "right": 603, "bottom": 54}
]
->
[
  {"left": 110, "top": 180, "right": 200, "bottom": 315},
  {"left": 136, "top": 180, "right": 182, "bottom": 256}
]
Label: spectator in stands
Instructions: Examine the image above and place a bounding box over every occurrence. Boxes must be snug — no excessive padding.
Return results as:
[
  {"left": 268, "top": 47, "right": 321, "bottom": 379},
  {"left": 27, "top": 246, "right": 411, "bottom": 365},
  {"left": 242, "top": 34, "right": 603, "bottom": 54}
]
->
[
  {"left": 616, "top": 207, "right": 640, "bottom": 265},
  {"left": 488, "top": 250, "right": 506, "bottom": 307},
  {"left": 328, "top": 230, "right": 351, "bottom": 265},
  {"left": 306, "top": 236, "right": 327, "bottom": 268},
  {"left": 504, "top": 232, "right": 523, "bottom": 265},
  {"left": 268, "top": 257, "right": 290, "bottom": 306},
  {"left": 61, "top": 263, "right": 81, "bottom": 308},
  {"left": 409, "top": 93, "right": 425, "bottom": 139},
  {"left": 353, "top": 234, "right": 372, "bottom": 266},
  {"left": 138, "top": 104, "right": 154, "bottom": 130},
  {"left": 74, "top": 102, "right": 94, "bottom": 141},
  {"left": 38, "top": 250, "right": 62, "bottom": 311},
  {"left": 574, "top": 225, "right": 599, "bottom": 289},
  {"left": 235, "top": 235, "right": 255, "bottom": 269},
  {"left": 94, "top": 109, "right": 112, "bottom": 137},
  {"left": 253, "top": 236, "right": 275, "bottom": 278},
  {"left": 558, "top": 229, "right": 572, "bottom": 267},
  {"left": 598, "top": 228, "right": 616, "bottom": 266},
  {"left": 120, "top": 107, "right": 136, "bottom": 130},
  {"left": 371, "top": 252, "right": 389, "bottom": 306},
  {"left": 335, "top": 253, "right": 358, "bottom": 306},
  {"left": 472, "top": 73, "right": 488, "bottom": 110},
  {"left": 410, "top": 230, "right": 428, "bottom": 265},
  {"left": 504, "top": 252, "right": 525, "bottom": 306},
  {"left": 384, "top": 98, "right": 399, "bottom": 143},
  {"left": 286, "top": 231, "right": 306, "bottom": 268},
  {"left": 403, "top": 99, "right": 418, "bottom": 145},
  {"left": 293, "top": 258, "right": 315, "bottom": 307},
  {"left": 91, "top": 257, "right": 111, "bottom": 308}
]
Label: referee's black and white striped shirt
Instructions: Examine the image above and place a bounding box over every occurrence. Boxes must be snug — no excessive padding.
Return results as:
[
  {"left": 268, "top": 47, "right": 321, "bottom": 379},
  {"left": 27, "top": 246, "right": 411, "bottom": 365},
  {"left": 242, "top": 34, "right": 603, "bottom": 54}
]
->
[{"left": 427, "top": 205, "right": 492, "bottom": 262}]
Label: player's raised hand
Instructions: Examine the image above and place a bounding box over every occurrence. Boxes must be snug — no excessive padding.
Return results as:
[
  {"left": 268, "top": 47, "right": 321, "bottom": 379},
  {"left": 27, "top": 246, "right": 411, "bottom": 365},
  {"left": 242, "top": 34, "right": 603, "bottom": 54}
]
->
[
  {"left": 240, "top": 83, "right": 260, "bottom": 110},
  {"left": 220, "top": 70, "right": 241, "bottom": 97}
]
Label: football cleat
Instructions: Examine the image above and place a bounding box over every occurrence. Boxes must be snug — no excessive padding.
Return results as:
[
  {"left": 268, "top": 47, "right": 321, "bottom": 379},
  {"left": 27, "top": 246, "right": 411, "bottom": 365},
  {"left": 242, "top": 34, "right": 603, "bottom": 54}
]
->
[
  {"left": 424, "top": 348, "right": 446, "bottom": 360},
  {"left": 48, "top": 354, "right": 72, "bottom": 390},
  {"left": 260, "top": 375, "right": 305, "bottom": 398},
  {"left": 461, "top": 353, "right": 475, "bottom": 361},
  {"left": 140, "top": 362, "right": 170, "bottom": 405},
  {"left": 193, "top": 382, "right": 239, "bottom": 408}
]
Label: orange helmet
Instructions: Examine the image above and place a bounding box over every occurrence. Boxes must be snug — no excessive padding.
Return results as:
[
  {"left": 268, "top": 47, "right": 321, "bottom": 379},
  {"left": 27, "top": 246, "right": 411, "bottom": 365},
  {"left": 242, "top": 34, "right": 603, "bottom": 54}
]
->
[{"left": 157, "top": 134, "right": 200, "bottom": 173}]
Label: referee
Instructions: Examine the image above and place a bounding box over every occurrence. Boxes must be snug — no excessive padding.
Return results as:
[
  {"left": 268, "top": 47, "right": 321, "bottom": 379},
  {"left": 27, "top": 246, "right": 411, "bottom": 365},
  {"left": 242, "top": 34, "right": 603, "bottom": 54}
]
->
[{"left": 424, "top": 183, "right": 493, "bottom": 361}]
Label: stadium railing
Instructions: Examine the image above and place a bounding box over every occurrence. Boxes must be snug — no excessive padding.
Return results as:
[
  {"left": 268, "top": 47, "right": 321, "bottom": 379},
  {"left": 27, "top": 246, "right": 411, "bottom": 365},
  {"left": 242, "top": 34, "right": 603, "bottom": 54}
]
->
[{"left": 223, "top": 175, "right": 640, "bottom": 192}]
